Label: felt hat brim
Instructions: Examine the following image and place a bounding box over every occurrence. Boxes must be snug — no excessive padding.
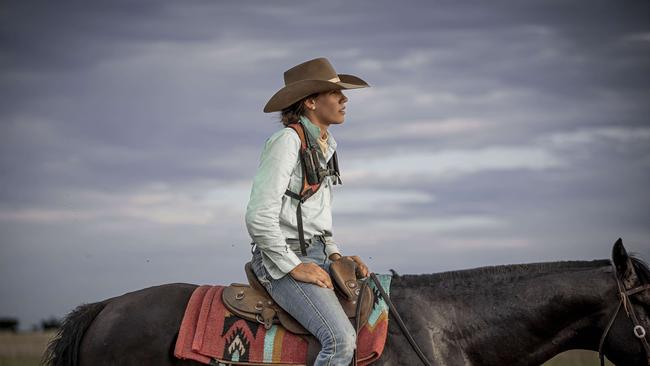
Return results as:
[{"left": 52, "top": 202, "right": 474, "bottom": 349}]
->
[{"left": 263, "top": 73, "right": 370, "bottom": 113}]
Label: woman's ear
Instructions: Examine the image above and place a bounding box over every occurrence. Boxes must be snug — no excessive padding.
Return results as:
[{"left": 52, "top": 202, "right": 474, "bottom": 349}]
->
[{"left": 612, "top": 238, "right": 641, "bottom": 288}]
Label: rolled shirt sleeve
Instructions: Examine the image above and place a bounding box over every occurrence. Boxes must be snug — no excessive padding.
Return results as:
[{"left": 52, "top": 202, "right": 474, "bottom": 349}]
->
[
  {"left": 245, "top": 129, "right": 303, "bottom": 278},
  {"left": 323, "top": 234, "right": 342, "bottom": 258}
]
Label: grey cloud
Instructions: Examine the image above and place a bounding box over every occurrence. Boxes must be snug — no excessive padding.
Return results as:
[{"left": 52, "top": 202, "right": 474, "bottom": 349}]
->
[{"left": 1, "top": 0, "right": 649, "bottom": 330}]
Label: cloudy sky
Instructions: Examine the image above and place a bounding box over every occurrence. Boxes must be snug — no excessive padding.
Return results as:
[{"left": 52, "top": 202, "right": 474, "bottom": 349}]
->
[{"left": 1, "top": 0, "right": 649, "bottom": 330}]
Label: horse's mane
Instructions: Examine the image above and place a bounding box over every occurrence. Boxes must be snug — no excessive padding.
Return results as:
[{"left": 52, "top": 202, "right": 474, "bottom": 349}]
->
[
  {"left": 389, "top": 254, "right": 650, "bottom": 287},
  {"left": 390, "top": 259, "right": 611, "bottom": 286}
]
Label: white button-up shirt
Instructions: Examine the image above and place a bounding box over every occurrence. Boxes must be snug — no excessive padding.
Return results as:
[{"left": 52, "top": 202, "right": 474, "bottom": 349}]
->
[{"left": 245, "top": 115, "right": 342, "bottom": 279}]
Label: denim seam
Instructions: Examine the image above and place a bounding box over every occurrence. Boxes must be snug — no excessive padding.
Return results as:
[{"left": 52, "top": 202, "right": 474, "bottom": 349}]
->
[
  {"left": 253, "top": 254, "right": 273, "bottom": 293},
  {"left": 287, "top": 275, "right": 337, "bottom": 366},
  {"left": 321, "top": 240, "right": 327, "bottom": 264}
]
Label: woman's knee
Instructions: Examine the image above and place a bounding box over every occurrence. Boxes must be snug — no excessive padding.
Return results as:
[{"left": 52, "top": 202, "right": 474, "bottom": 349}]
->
[
  {"left": 321, "top": 323, "right": 357, "bottom": 356},
  {"left": 339, "top": 330, "right": 357, "bottom": 356}
]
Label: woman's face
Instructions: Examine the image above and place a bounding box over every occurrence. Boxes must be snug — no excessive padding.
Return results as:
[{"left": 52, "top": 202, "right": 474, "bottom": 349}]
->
[{"left": 307, "top": 89, "right": 348, "bottom": 126}]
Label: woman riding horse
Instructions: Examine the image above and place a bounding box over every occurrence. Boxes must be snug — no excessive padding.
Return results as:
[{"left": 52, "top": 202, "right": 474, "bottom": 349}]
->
[{"left": 245, "top": 57, "right": 371, "bottom": 366}]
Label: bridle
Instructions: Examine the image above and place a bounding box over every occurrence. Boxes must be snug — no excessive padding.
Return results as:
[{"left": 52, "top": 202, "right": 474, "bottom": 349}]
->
[{"left": 598, "top": 260, "right": 650, "bottom": 366}]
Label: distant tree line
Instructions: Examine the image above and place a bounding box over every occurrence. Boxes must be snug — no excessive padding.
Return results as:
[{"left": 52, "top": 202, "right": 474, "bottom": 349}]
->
[
  {"left": 0, "top": 317, "right": 19, "bottom": 332},
  {"left": 0, "top": 316, "right": 61, "bottom": 332},
  {"left": 40, "top": 316, "right": 61, "bottom": 330}
]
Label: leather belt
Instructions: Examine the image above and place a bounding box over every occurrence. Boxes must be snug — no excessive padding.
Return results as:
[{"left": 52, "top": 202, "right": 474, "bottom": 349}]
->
[
  {"left": 285, "top": 234, "right": 326, "bottom": 247},
  {"left": 249, "top": 235, "right": 327, "bottom": 255}
]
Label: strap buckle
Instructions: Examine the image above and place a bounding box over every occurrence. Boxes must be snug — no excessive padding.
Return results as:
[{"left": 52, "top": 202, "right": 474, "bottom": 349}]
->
[{"left": 634, "top": 325, "right": 647, "bottom": 338}]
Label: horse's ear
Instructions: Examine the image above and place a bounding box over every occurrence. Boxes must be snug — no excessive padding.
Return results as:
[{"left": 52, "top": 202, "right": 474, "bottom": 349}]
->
[{"left": 612, "top": 238, "right": 640, "bottom": 288}]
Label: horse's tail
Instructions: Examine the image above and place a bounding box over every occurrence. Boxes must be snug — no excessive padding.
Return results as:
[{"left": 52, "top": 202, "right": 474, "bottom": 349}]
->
[{"left": 41, "top": 300, "right": 108, "bottom": 366}]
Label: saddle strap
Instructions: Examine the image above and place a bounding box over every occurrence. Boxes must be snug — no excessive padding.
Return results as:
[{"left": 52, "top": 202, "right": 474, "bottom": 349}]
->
[
  {"left": 261, "top": 307, "right": 276, "bottom": 329},
  {"left": 369, "top": 272, "right": 432, "bottom": 366}
]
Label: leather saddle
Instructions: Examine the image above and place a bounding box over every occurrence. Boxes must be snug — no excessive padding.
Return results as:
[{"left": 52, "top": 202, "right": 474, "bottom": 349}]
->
[{"left": 222, "top": 258, "right": 374, "bottom": 336}]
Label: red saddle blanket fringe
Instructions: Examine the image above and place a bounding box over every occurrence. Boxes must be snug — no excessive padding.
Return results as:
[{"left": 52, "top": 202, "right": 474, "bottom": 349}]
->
[{"left": 174, "top": 274, "right": 392, "bottom": 365}]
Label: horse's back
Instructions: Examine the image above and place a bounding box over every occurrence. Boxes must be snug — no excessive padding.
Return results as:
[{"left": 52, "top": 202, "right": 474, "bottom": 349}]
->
[{"left": 80, "top": 283, "right": 199, "bottom": 366}]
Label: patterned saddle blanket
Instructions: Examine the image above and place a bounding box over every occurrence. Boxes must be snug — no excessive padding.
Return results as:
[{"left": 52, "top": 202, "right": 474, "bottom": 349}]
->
[{"left": 174, "top": 274, "right": 392, "bottom": 365}]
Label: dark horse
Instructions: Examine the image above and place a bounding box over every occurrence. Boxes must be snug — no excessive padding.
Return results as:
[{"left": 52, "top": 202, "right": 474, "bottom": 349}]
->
[{"left": 43, "top": 238, "right": 650, "bottom": 365}]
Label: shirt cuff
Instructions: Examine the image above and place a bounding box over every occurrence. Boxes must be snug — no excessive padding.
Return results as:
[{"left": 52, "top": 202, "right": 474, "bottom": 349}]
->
[
  {"left": 261, "top": 245, "right": 303, "bottom": 278},
  {"left": 323, "top": 240, "right": 342, "bottom": 259}
]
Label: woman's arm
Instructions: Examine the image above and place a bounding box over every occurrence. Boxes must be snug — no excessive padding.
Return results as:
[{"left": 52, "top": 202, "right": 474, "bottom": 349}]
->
[
  {"left": 323, "top": 234, "right": 342, "bottom": 261},
  {"left": 245, "top": 129, "right": 303, "bottom": 277},
  {"left": 324, "top": 179, "right": 343, "bottom": 261}
]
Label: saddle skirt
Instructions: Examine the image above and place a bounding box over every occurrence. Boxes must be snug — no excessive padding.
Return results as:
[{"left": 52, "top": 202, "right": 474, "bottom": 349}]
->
[
  {"left": 221, "top": 259, "right": 374, "bottom": 335},
  {"left": 173, "top": 272, "right": 393, "bottom": 366}
]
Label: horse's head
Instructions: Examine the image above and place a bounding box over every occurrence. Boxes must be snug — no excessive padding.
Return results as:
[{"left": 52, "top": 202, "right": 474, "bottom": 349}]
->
[{"left": 600, "top": 238, "right": 650, "bottom": 366}]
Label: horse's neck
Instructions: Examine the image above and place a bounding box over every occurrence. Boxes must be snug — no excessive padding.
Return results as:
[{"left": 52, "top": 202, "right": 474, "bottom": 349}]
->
[{"left": 382, "top": 261, "right": 613, "bottom": 366}]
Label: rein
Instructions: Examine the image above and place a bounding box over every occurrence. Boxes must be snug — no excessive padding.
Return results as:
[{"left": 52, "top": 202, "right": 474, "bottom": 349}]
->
[
  {"left": 356, "top": 272, "right": 432, "bottom": 366},
  {"left": 598, "top": 261, "right": 650, "bottom": 366}
]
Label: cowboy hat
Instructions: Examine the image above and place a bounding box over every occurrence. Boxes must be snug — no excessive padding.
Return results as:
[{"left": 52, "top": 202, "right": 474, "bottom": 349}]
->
[{"left": 263, "top": 57, "right": 370, "bottom": 113}]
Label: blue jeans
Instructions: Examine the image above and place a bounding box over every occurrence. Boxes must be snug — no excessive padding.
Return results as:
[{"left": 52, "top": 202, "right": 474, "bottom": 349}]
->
[{"left": 251, "top": 237, "right": 356, "bottom": 366}]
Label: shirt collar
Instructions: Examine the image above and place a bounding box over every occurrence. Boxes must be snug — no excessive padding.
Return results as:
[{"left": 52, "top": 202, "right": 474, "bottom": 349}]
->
[{"left": 299, "top": 115, "right": 337, "bottom": 155}]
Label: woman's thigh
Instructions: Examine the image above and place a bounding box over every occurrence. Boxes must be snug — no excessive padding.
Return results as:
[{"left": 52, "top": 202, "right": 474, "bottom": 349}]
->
[
  {"left": 267, "top": 267, "right": 353, "bottom": 344},
  {"left": 250, "top": 247, "right": 353, "bottom": 342},
  {"left": 250, "top": 240, "right": 330, "bottom": 294}
]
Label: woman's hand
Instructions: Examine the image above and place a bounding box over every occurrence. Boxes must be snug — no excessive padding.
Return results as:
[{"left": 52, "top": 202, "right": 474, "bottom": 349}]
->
[
  {"left": 289, "top": 262, "right": 333, "bottom": 289},
  {"left": 341, "top": 255, "right": 370, "bottom": 278}
]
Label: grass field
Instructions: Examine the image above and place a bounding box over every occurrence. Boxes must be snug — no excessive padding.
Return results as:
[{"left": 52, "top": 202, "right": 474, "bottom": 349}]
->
[
  {"left": 0, "top": 331, "right": 54, "bottom": 366},
  {"left": 0, "top": 331, "right": 614, "bottom": 365}
]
